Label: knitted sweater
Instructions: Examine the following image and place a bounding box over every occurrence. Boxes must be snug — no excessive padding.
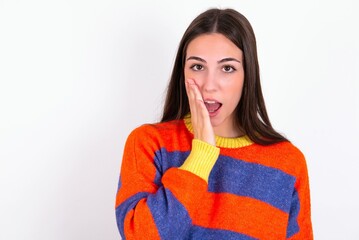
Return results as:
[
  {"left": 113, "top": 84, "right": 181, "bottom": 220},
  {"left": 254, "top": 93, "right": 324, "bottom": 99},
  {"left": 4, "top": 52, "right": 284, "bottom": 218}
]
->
[{"left": 115, "top": 117, "right": 313, "bottom": 239}]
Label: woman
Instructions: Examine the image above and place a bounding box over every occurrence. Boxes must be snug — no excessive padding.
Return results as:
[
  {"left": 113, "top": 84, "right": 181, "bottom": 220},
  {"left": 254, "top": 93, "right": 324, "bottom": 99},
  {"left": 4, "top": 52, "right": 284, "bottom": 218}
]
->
[{"left": 115, "top": 8, "right": 313, "bottom": 239}]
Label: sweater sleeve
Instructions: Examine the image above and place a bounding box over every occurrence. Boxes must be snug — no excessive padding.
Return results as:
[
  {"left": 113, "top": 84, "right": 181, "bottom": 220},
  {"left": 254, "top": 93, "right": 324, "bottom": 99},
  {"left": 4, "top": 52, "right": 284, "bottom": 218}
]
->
[
  {"left": 286, "top": 154, "right": 313, "bottom": 239},
  {"left": 115, "top": 126, "right": 218, "bottom": 240},
  {"left": 179, "top": 139, "right": 220, "bottom": 182}
]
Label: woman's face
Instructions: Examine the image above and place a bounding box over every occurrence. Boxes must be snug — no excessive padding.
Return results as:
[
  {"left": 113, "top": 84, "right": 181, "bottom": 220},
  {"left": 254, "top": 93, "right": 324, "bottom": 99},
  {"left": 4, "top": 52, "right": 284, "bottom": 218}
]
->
[{"left": 184, "top": 33, "right": 244, "bottom": 137}]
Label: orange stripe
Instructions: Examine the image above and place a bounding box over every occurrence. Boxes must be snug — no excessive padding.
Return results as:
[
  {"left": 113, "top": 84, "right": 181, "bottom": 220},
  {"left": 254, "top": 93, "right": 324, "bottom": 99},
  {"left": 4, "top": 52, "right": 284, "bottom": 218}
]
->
[
  {"left": 115, "top": 174, "right": 157, "bottom": 208},
  {"left": 151, "top": 121, "right": 192, "bottom": 152},
  {"left": 124, "top": 199, "right": 161, "bottom": 240},
  {"left": 172, "top": 189, "right": 288, "bottom": 239},
  {"left": 203, "top": 193, "right": 288, "bottom": 239},
  {"left": 161, "top": 168, "right": 208, "bottom": 213}
]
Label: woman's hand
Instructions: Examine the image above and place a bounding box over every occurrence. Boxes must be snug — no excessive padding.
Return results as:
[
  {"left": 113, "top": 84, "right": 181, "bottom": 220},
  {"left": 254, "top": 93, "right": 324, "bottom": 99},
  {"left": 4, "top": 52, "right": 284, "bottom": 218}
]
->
[{"left": 185, "top": 79, "right": 216, "bottom": 146}]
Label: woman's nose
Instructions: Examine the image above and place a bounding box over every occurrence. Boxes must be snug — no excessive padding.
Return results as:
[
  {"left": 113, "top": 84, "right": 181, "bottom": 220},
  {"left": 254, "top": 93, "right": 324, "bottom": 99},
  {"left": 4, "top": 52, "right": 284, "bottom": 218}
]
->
[{"left": 201, "top": 71, "right": 218, "bottom": 93}]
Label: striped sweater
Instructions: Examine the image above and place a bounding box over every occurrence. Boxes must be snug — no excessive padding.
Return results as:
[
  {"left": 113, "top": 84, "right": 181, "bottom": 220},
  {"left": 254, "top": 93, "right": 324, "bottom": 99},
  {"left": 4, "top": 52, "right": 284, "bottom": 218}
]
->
[{"left": 115, "top": 117, "right": 313, "bottom": 239}]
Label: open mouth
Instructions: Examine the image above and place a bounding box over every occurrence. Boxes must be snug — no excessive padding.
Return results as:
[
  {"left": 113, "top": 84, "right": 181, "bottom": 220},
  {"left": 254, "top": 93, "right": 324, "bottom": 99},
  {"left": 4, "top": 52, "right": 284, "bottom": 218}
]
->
[{"left": 204, "top": 100, "right": 222, "bottom": 113}]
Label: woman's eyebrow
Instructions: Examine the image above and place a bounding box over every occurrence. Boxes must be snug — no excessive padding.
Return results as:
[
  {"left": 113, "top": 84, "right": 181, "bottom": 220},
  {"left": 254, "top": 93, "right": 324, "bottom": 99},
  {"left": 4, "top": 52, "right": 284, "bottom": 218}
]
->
[
  {"left": 186, "top": 56, "right": 241, "bottom": 63},
  {"left": 218, "top": 57, "right": 241, "bottom": 63},
  {"left": 186, "top": 56, "right": 206, "bottom": 62}
]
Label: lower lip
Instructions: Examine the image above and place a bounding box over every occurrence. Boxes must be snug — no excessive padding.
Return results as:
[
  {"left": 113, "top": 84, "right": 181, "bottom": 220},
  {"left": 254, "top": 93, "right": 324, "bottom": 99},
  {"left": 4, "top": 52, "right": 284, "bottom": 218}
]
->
[{"left": 208, "top": 106, "right": 221, "bottom": 117}]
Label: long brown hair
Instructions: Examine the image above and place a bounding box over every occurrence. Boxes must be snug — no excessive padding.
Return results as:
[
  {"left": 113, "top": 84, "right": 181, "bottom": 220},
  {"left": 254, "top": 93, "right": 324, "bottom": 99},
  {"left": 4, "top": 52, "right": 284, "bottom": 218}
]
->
[{"left": 161, "top": 8, "right": 287, "bottom": 145}]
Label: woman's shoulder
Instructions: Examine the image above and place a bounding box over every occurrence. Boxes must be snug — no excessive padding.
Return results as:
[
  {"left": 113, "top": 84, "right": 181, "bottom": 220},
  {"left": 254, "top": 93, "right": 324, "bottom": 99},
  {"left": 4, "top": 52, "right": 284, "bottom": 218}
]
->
[
  {"left": 244, "top": 141, "right": 308, "bottom": 177},
  {"left": 266, "top": 141, "right": 308, "bottom": 176},
  {"left": 130, "top": 119, "right": 185, "bottom": 135},
  {"left": 126, "top": 119, "right": 188, "bottom": 144},
  {"left": 268, "top": 141, "right": 305, "bottom": 161},
  {"left": 124, "top": 119, "right": 191, "bottom": 152}
]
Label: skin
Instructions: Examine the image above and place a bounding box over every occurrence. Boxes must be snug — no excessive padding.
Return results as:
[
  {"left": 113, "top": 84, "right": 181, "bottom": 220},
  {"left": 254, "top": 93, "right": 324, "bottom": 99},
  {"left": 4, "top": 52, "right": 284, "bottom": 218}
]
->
[{"left": 184, "top": 33, "right": 245, "bottom": 145}]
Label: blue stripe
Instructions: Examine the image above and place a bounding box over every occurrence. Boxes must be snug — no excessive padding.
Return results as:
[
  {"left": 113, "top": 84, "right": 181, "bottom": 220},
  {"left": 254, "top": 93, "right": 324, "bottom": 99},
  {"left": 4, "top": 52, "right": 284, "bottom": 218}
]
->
[
  {"left": 286, "top": 189, "right": 300, "bottom": 237},
  {"left": 189, "top": 226, "right": 257, "bottom": 240},
  {"left": 209, "top": 155, "right": 296, "bottom": 212},
  {"left": 153, "top": 149, "right": 189, "bottom": 186},
  {"left": 115, "top": 192, "right": 149, "bottom": 239},
  {"left": 147, "top": 188, "right": 192, "bottom": 239}
]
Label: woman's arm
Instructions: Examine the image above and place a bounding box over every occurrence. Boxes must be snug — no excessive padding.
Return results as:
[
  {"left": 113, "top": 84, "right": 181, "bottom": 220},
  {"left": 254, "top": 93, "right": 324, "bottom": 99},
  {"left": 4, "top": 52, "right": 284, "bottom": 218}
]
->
[{"left": 115, "top": 126, "right": 219, "bottom": 240}]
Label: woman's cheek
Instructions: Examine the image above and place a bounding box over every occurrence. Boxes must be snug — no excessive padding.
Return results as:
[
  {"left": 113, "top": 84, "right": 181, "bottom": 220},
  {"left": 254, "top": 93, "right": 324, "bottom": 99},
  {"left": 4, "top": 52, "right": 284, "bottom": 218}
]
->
[
  {"left": 184, "top": 70, "right": 196, "bottom": 79},
  {"left": 184, "top": 69, "right": 193, "bottom": 79}
]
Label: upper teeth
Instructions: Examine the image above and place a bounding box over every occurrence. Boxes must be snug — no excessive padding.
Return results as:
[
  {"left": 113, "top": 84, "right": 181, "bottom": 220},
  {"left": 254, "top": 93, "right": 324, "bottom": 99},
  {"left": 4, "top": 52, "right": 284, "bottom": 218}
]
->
[{"left": 204, "top": 100, "right": 216, "bottom": 104}]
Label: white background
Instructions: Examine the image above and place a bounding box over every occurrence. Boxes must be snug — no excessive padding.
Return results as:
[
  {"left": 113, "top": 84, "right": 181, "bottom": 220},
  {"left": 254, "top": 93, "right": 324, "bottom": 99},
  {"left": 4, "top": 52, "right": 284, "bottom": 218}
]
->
[{"left": 1, "top": 0, "right": 358, "bottom": 239}]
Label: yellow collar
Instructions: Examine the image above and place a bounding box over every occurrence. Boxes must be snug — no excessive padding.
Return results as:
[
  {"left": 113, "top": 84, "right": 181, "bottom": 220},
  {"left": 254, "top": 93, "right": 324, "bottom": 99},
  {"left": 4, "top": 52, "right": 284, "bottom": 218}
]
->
[{"left": 183, "top": 115, "right": 253, "bottom": 148}]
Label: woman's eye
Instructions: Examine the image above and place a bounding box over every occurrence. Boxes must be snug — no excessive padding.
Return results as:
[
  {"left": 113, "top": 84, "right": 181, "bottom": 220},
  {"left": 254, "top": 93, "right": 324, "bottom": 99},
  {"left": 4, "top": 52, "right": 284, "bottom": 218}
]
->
[
  {"left": 222, "top": 65, "right": 236, "bottom": 73},
  {"left": 191, "top": 64, "right": 204, "bottom": 71}
]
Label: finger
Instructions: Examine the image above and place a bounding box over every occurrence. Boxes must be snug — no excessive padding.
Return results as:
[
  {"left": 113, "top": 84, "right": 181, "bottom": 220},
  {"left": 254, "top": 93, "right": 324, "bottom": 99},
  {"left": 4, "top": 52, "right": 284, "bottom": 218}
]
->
[
  {"left": 185, "top": 79, "right": 198, "bottom": 117},
  {"left": 186, "top": 79, "right": 202, "bottom": 105},
  {"left": 185, "top": 79, "right": 200, "bottom": 136},
  {"left": 189, "top": 80, "right": 209, "bottom": 119},
  {"left": 187, "top": 79, "right": 203, "bottom": 102}
]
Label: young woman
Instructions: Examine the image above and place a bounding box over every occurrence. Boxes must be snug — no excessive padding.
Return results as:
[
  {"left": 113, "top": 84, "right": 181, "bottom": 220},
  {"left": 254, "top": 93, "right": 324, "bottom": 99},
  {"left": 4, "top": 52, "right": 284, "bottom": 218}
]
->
[{"left": 115, "top": 8, "right": 313, "bottom": 239}]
